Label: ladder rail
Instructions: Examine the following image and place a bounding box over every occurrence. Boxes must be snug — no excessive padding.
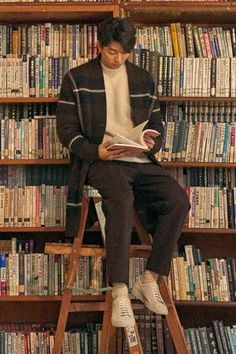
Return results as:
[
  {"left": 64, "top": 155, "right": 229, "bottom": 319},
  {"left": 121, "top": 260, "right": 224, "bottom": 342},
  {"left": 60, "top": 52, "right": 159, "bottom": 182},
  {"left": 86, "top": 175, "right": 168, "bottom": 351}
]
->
[{"left": 52, "top": 197, "right": 90, "bottom": 354}]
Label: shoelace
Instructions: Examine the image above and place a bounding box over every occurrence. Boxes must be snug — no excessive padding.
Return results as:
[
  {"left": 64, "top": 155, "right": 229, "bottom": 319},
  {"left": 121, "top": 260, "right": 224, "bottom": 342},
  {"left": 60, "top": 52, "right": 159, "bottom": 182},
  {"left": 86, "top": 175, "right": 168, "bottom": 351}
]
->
[
  {"left": 151, "top": 283, "right": 164, "bottom": 303},
  {"left": 117, "top": 297, "right": 133, "bottom": 318}
]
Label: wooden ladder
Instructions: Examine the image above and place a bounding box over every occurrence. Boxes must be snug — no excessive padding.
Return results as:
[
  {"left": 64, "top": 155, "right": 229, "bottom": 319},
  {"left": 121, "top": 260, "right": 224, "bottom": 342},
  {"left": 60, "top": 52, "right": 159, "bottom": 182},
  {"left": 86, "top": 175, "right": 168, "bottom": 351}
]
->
[{"left": 45, "top": 189, "right": 189, "bottom": 354}]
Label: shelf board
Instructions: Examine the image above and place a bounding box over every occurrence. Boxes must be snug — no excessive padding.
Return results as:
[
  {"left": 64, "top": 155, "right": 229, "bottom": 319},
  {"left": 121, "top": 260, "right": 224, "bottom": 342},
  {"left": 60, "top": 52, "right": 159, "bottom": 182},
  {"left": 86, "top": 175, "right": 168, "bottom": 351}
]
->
[
  {"left": 0, "top": 296, "right": 235, "bottom": 309},
  {"left": 161, "top": 162, "right": 236, "bottom": 168},
  {"left": 0, "top": 97, "right": 58, "bottom": 104},
  {"left": 0, "top": 294, "right": 105, "bottom": 302},
  {"left": 182, "top": 228, "right": 236, "bottom": 234},
  {"left": 0, "top": 159, "right": 69, "bottom": 165},
  {"left": 0, "top": 160, "right": 235, "bottom": 167},
  {"left": 159, "top": 96, "right": 236, "bottom": 102},
  {"left": 0, "top": 226, "right": 234, "bottom": 234},
  {"left": 1, "top": 96, "right": 236, "bottom": 103},
  {"left": 121, "top": 1, "right": 236, "bottom": 25},
  {"left": 0, "top": 3, "right": 119, "bottom": 23},
  {"left": 0, "top": 227, "right": 65, "bottom": 232},
  {"left": 175, "top": 300, "right": 236, "bottom": 308}
]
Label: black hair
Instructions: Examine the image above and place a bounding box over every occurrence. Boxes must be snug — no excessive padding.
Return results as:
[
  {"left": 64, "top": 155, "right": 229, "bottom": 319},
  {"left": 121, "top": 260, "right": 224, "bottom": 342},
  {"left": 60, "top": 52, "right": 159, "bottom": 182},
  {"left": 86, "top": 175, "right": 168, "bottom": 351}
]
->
[{"left": 97, "top": 17, "right": 136, "bottom": 53}]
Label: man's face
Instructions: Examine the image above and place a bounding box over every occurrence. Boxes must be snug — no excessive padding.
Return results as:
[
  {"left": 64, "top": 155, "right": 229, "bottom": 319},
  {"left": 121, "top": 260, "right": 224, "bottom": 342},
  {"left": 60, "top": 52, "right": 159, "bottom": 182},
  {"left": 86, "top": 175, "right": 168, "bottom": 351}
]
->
[{"left": 98, "top": 41, "right": 130, "bottom": 69}]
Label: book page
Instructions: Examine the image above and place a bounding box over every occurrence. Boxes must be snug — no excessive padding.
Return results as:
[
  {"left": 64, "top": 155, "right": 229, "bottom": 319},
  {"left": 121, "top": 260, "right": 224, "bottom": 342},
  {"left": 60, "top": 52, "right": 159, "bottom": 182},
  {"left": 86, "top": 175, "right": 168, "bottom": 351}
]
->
[
  {"left": 108, "top": 120, "right": 160, "bottom": 152},
  {"left": 125, "top": 120, "right": 149, "bottom": 143},
  {"left": 111, "top": 134, "right": 145, "bottom": 148}
]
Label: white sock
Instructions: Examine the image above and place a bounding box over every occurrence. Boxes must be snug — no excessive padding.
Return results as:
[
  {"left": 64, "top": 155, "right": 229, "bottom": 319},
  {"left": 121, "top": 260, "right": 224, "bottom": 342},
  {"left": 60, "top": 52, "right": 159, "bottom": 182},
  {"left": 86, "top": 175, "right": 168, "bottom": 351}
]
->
[
  {"left": 140, "top": 270, "right": 158, "bottom": 283},
  {"left": 112, "top": 283, "right": 127, "bottom": 298}
]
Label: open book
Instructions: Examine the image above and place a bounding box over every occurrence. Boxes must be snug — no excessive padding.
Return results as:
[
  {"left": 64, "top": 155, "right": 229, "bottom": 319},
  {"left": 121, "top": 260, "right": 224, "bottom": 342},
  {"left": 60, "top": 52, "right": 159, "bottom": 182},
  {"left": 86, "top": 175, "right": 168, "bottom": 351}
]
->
[{"left": 107, "top": 120, "right": 160, "bottom": 153}]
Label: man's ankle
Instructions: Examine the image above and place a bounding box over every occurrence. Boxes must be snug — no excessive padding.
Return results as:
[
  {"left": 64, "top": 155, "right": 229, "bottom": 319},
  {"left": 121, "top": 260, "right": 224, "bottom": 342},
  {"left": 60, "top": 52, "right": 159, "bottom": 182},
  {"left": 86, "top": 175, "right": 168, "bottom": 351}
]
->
[
  {"left": 140, "top": 270, "right": 158, "bottom": 283},
  {"left": 112, "top": 283, "right": 128, "bottom": 298}
]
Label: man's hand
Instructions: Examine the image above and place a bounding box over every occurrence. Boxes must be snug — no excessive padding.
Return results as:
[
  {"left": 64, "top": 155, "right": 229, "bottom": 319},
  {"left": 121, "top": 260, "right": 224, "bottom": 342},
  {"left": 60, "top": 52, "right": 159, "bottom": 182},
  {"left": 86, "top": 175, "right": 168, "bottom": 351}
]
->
[
  {"left": 143, "top": 136, "right": 155, "bottom": 150},
  {"left": 98, "top": 140, "right": 127, "bottom": 160}
]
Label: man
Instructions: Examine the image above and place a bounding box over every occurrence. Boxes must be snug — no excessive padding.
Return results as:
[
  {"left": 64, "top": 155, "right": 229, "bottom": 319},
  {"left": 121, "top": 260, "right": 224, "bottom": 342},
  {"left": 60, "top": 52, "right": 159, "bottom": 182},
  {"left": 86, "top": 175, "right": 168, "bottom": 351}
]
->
[{"left": 57, "top": 17, "right": 190, "bottom": 328}]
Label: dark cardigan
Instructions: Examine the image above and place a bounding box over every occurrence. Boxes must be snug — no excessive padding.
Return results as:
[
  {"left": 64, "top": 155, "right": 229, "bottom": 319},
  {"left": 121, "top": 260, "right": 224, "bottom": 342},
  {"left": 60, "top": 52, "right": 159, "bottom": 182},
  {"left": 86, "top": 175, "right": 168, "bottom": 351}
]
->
[{"left": 56, "top": 55, "right": 164, "bottom": 237}]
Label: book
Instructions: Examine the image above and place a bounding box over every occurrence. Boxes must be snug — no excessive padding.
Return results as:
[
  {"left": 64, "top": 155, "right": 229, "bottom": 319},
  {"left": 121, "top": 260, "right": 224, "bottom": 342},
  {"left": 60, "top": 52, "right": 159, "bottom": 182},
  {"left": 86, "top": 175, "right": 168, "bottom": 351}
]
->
[
  {"left": 212, "top": 320, "right": 224, "bottom": 353},
  {"left": 107, "top": 120, "right": 160, "bottom": 153},
  {"left": 206, "top": 326, "right": 219, "bottom": 354}
]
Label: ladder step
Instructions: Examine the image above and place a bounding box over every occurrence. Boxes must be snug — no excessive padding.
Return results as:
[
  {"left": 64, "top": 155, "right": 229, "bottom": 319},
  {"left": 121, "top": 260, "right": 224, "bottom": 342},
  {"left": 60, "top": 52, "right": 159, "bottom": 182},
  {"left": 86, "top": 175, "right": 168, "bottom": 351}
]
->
[
  {"left": 69, "top": 302, "right": 109, "bottom": 312},
  {"left": 45, "top": 243, "right": 106, "bottom": 256},
  {"left": 45, "top": 243, "right": 151, "bottom": 256}
]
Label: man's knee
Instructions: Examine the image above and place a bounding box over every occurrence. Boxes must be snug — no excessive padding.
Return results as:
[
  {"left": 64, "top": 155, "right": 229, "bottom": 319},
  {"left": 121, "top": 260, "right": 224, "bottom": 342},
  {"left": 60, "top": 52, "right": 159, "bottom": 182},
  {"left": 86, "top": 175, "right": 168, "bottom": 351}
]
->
[{"left": 171, "top": 187, "right": 191, "bottom": 215}]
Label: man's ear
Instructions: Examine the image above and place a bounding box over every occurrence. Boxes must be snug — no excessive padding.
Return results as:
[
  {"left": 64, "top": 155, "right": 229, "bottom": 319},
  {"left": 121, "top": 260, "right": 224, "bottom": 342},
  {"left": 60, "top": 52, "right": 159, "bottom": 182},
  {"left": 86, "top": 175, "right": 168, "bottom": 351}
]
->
[{"left": 97, "top": 41, "right": 102, "bottom": 53}]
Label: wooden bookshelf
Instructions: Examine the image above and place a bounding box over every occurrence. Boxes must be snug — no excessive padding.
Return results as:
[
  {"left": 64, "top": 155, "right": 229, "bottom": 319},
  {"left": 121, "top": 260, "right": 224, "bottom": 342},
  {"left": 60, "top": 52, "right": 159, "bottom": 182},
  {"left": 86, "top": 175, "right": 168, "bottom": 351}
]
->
[
  {"left": 0, "top": 159, "right": 69, "bottom": 165},
  {"left": 0, "top": 97, "right": 58, "bottom": 104},
  {"left": 0, "top": 159, "right": 235, "bottom": 168},
  {"left": 0, "top": 3, "right": 120, "bottom": 340},
  {"left": 0, "top": 2, "right": 119, "bottom": 23},
  {"left": 120, "top": 1, "right": 236, "bottom": 25},
  {"left": 0, "top": 1, "right": 236, "bottom": 352},
  {"left": 0, "top": 227, "right": 65, "bottom": 232},
  {"left": 1, "top": 226, "right": 236, "bottom": 234},
  {"left": 159, "top": 96, "right": 236, "bottom": 102},
  {"left": 121, "top": 2, "right": 236, "bottom": 350}
]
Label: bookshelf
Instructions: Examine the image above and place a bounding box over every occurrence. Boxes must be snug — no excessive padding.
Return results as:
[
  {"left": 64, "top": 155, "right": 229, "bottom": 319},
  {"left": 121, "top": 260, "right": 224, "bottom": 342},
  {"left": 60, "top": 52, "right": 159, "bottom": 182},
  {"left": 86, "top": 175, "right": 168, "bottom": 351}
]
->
[
  {"left": 121, "top": 0, "right": 236, "bottom": 352},
  {"left": 120, "top": 2, "right": 236, "bottom": 25},
  {"left": 0, "top": 3, "right": 121, "bottom": 353},
  {"left": 121, "top": 1, "right": 236, "bottom": 353},
  {"left": 1, "top": 0, "right": 236, "bottom": 352}
]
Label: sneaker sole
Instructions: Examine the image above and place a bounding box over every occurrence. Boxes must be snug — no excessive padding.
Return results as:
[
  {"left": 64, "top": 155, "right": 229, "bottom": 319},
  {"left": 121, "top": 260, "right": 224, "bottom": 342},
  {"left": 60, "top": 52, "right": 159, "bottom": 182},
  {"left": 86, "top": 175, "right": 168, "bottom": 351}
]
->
[{"left": 132, "top": 287, "right": 168, "bottom": 316}]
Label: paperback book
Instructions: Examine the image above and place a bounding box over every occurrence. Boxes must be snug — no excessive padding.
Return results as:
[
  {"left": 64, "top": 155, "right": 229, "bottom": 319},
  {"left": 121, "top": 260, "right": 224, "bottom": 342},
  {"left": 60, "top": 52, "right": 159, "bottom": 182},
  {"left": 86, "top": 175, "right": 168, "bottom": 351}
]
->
[{"left": 107, "top": 120, "right": 160, "bottom": 153}]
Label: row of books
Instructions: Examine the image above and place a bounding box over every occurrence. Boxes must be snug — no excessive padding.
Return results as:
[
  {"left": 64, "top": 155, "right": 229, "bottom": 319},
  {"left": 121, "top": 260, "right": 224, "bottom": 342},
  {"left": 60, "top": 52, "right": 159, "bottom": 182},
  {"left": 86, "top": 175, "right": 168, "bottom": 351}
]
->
[
  {"left": 186, "top": 186, "right": 236, "bottom": 229},
  {"left": 4, "top": 183, "right": 236, "bottom": 229},
  {"left": 0, "top": 253, "right": 148, "bottom": 297},
  {"left": 170, "top": 254, "right": 236, "bottom": 302},
  {"left": 1, "top": 22, "right": 236, "bottom": 61},
  {"left": 0, "top": 322, "right": 102, "bottom": 354},
  {"left": 2, "top": 54, "right": 236, "bottom": 99},
  {"left": 142, "top": 55, "right": 236, "bottom": 97},
  {"left": 0, "top": 103, "right": 56, "bottom": 119},
  {"left": 156, "top": 121, "right": 236, "bottom": 162},
  {"left": 135, "top": 25, "right": 236, "bottom": 58},
  {"left": 167, "top": 167, "right": 236, "bottom": 189},
  {"left": 0, "top": 56, "right": 88, "bottom": 98},
  {"left": 120, "top": 311, "right": 175, "bottom": 354},
  {"left": 0, "top": 253, "right": 105, "bottom": 296},
  {"left": 163, "top": 102, "right": 236, "bottom": 123},
  {"left": 184, "top": 320, "right": 236, "bottom": 354},
  {"left": 0, "top": 115, "right": 69, "bottom": 160},
  {"left": 63, "top": 323, "right": 102, "bottom": 354},
  {"left": 0, "top": 250, "right": 150, "bottom": 297},
  {"left": 0, "top": 185, "right": 68, "bottom": 227},
  {"left": 172, "top": 243, "right": 236, "bottom": 301},
  {"left": 0, "top": 23, "right": 98, "bottom": 59},
  {"left": 0, "top": 165, "right": 68, "bottom": 187},
  {"left": 0, "top": 237, "right": 35, "bottom": 254}
]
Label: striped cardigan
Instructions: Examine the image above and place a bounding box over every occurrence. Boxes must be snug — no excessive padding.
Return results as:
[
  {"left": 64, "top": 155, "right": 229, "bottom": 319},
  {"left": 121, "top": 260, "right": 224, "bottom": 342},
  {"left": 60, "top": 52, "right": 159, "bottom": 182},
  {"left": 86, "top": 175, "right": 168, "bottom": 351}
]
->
[{"left": 56, "top": 55, "right": 164, "bottom": 237}]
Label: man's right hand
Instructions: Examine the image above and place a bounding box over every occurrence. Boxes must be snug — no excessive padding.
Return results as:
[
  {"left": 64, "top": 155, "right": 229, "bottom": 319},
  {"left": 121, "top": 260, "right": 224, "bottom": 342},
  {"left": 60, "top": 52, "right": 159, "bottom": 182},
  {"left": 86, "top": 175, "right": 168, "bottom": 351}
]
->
[{"left": 98, "top": 140, "right": 127, "bottom": 160}]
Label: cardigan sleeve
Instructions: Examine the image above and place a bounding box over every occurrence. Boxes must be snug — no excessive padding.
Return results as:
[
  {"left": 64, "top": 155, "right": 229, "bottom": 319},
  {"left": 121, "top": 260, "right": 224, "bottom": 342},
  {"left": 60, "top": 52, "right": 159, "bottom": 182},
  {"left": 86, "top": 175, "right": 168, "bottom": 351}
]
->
[{"left": 56, "top": 71, "right": 100, "bottom": 161}]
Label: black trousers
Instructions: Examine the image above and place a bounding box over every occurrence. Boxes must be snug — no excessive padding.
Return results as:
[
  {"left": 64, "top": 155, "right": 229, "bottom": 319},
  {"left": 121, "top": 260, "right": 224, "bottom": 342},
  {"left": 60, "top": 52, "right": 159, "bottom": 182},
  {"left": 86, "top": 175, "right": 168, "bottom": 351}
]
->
[{"left": 86, "top": 160, "right": 190, "bottom": 285}]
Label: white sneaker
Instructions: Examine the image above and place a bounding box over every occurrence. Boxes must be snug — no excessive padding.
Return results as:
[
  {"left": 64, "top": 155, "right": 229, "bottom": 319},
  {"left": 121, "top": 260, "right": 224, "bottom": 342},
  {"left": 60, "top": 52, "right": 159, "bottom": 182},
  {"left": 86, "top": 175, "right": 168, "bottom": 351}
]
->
[
  {"left": 111, "top": 287, "right": 135, "bottom": 327},
  {"left": 132, "top": 278, "right": 168, "bottom": 315}
]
